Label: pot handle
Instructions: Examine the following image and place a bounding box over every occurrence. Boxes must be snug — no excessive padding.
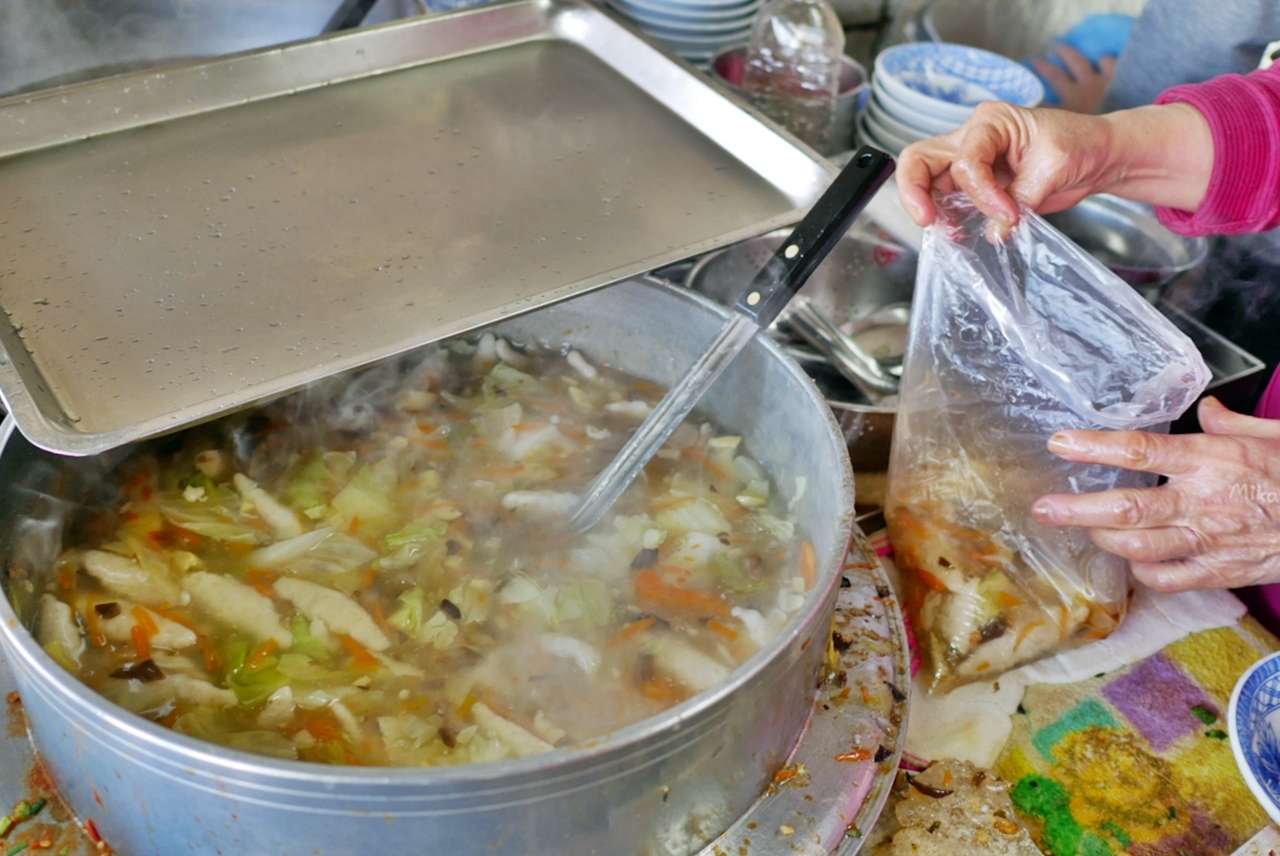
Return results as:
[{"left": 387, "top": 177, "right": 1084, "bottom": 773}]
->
[{"left": 732, "top": 146, "right": 895, "bottom": 329}]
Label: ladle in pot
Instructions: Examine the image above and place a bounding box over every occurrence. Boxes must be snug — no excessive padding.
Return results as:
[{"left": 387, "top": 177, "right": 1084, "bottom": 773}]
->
[{"left": 567, "top": 146, "right": 895, "bottom": 531}]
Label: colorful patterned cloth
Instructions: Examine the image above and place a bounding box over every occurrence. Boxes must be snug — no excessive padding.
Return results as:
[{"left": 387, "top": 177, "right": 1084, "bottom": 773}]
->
[{"left": 992, "top": 617, "right": 1279, "bottom": 856}]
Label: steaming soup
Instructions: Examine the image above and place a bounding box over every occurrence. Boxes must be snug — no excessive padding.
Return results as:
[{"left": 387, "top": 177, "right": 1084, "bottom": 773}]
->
[{"left": 16, "top": 335, "right": 812, "bottom": 766}]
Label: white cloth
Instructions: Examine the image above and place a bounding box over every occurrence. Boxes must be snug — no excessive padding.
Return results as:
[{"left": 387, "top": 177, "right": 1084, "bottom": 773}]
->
[
  {"left": 905, "top": 583, "right": 1247, "bottom": 767},
  {"left": 1231, "top": 824, "right": 1280, "bottom": 855}
]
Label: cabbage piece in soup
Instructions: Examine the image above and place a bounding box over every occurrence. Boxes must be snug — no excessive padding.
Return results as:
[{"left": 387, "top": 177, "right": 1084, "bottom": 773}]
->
[{"left": 21, "top": 336, "right": 811, "bottom": 767}]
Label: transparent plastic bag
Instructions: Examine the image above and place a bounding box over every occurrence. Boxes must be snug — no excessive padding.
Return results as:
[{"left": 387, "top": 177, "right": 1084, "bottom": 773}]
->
[{"left": 885, "top": 193, "right": 1211, "bottom": 693}]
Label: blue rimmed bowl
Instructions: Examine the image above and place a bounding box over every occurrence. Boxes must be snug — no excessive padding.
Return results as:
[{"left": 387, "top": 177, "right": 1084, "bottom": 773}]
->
[
  {"left": 1229, "top": 650, "right": 1280, "bottom": 825},
  {"left": 873, "top": 42, "right": 1045, "bottom": 127}
]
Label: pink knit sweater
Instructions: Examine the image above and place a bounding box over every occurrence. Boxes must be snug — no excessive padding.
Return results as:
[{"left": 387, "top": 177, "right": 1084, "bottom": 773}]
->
[
  {"left": 1151, "top": 68, "right": 1280, "bottom": 616},
  {"left": 1151, "top": 65, "right": 1280, "bottom": 419},
  {"left": 1154, "top": 64, "right": 1280, "bottom": 236}
]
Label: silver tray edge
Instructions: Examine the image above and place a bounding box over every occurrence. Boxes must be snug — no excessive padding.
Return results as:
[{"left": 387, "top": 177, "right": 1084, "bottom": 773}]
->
[{"left": 0, "top": 0, "right": 836, "bottom": 457}]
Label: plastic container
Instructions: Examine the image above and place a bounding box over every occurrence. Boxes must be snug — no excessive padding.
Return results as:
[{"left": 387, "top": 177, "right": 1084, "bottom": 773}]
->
[{"left": 740, "top": 0, "right": 845, "bottom": 151}]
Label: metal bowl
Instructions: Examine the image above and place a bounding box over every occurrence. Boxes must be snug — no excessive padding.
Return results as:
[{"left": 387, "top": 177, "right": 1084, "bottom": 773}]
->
[
  {"left": 0, "top": 277, "right": 863, "bottom": 856},
  {"left": 684, "top": 226, "right": 917, "bottom": 471},
  {"left": 1043, "top": 194, "right": 1210, "bottom": 302},
  {"left": 686, "top": 225, "right": 917, "bottom": 330}
]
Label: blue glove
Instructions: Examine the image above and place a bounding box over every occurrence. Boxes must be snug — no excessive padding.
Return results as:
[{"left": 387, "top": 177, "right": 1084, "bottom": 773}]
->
[{"left": 1027, "top": 13, "right": 1136, "bottom": 105}]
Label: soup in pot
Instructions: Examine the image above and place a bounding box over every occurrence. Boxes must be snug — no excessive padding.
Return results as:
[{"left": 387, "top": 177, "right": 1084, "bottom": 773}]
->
[{"left": 14, "top": 335, "right": 812, "bottom": 767}]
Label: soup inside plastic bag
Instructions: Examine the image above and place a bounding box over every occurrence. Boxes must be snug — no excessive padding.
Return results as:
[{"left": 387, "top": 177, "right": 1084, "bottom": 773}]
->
[{"left": 885, "top": 193, "right": 1210, "bottom": 693}]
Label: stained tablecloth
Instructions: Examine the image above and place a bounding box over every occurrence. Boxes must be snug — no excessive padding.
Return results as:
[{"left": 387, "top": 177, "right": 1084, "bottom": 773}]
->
[{"left": 868, "top": 530, "right": 1280, "bottom": 856}]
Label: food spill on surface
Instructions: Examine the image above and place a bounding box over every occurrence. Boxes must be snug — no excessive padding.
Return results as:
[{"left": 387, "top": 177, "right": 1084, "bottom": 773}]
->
[
  {"left": 13, "top": 335, "right": 813, "bottom": 767},
  {"left": 0, "top": 693, "right": 103, "bottom": 856}
]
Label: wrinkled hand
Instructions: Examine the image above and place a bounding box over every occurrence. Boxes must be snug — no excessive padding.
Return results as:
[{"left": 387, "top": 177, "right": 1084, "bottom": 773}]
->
[
  {"left": 1030, "top": 397, "right": 1280, "bottom": 592},
  {"left": 895, "top": 100, "right": 1212, "bottom": 238},
  {"left": 896, "top": 102, "right": 1119, "bottom": 238},
  {"left": 1032, "top": 44, "right": 1117, "bottom": 115}
]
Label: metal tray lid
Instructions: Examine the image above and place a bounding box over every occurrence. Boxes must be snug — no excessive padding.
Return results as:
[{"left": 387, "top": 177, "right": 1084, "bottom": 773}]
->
[{"left": 0, "top": 0, "right": 836, "bottom": 456}]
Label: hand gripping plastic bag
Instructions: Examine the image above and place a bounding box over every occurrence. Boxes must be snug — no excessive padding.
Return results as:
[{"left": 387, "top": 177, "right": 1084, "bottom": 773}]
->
[{"left": 885, "top": 193, "right": 1211, "bottom": 693}]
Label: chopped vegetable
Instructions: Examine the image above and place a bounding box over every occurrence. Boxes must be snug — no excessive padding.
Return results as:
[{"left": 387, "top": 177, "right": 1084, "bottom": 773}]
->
[
  {"left": 155, "top": 486, "right": 265, "bottom": 545},
  {"left": 388, "top": 588, "right": 426, "bottom": 635},
  {"left": 635, "top": 570, "right": 729, "bottom": 619},
  {"left": 1191, "top": 704, "right": 1217, "bottom": 726}
]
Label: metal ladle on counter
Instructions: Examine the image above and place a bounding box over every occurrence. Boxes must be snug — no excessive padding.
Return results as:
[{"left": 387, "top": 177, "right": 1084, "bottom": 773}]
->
[{"left": 567, "top": 146, "right": 896, "bottom": 531}]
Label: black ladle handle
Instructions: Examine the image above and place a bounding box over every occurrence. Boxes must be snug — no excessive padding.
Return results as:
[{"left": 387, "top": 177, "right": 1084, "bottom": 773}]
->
[{"left": 733, "top": 147, "right": 895, "bottom": 328}]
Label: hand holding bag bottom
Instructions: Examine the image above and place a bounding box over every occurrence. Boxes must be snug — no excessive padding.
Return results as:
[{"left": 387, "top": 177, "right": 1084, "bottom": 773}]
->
[{"left": 885, "top": 193, "right": 1211, "bottom": 693}]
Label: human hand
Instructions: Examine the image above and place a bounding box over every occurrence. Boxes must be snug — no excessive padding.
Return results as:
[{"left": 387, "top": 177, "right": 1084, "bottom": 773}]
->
[
  {"left": 895, "top": 102, "right": 1117, "bottom": 238},
  {"left": 1032, "top": 44, "right": 1117, "bottom": 115},
  {"left": 895, "top": 101, "right": 1213, "bottom": 237},
  {"left": 1029, "top": 397, "right": 1280, "bottom": 592}
]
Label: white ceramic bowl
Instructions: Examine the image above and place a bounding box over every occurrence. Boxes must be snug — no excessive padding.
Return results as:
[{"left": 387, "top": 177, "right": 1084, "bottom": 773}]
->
[
  {"left": 873, "top": 42, "right": 1044, "bottom": 125},
  {"left": 648, "top": 30, "right": 747, "bottom": 54},
  {"left": 860, "top": 109, "right": 914, "bottom": 153},
  {"left": 619, "top": 9, "right": 758, "bottom": 29},
  {"left": 1230, "top": 650, "right": 1280, "bottom": 825},
  {"left": 608, "top": 0, "right": 761, "bottom": 23},
  {"left": 867, "top": 95, "right": 934, "bottom": 144},
  {"left": 857, "top": 114, "right": 902, "bottom": 156},
  {"left": 625, "top": 0, "right": 762, "bottom": 11},
  {"left": 874, "top": 65, "right": 989, "bottom": 124},
  {"left": 616, "top": 8, "right": 756, "bottom": 36},
  {"left": 871, "top": 79, "right": 967, "bottom": 135}
]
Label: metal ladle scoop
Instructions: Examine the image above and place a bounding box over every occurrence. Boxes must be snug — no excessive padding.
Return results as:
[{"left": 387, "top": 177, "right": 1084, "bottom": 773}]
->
[{"left": 567, "top": 147, "right": 895, "bottom": 531}]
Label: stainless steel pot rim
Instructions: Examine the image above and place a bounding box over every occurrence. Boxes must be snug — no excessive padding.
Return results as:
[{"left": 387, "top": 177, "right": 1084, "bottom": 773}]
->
[{"left": 0, "top": 279, "right": 856, "bottom": 790}]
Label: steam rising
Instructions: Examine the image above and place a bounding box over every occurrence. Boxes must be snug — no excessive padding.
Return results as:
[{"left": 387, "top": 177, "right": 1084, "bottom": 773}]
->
[
  {"left": 4, "top": 333, "right": 804, "bottom": 766},
  {"left": 0, "top": 0, "right": 339, "bottom": 97},
  {"left": 1179, "top": 231, "right": 1280, "bottom": 323}
]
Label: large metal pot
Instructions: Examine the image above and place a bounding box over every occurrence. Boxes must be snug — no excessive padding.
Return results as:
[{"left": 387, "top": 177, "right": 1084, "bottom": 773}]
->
[{"left": 0, "top": 277, "right": 856, "bottom": 856}]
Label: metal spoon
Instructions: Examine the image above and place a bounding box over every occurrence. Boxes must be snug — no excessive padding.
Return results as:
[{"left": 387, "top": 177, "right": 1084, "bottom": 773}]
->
[
  {"left": 567, "top": 147, "right": 895, "bottom": 532},
  {"left": 780, "top": 298, "right": 899, "bottom": 402},
  {"left": 849, "top": 300, "right": 911, "bottom": 376}
]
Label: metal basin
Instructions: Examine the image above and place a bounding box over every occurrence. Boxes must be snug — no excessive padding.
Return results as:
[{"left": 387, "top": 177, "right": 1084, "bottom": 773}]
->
[
  {"left": 1043, "top": 194, "right": 1209, "bottom": 302},
  {"left": 684, "top": 227, "right": 917, "bottom": 472},
  {"left": 0, "top": 277, "right": 856, "bottom": 856}
]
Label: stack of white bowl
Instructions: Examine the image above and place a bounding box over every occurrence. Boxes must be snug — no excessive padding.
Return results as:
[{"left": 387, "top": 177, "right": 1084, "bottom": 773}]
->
[
  {"left": 605, "top": 0, "right": 764, "bottom": 66},
  {"left": 860, "top": 42, "right": 1045, "bottom": 155}
]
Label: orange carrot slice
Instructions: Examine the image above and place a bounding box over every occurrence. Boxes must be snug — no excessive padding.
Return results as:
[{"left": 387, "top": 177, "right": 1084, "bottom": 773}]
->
[
  {"left": 799, "top": 541, "right": 817, "bottom": 591},
  {"left": 130, "top": 624, "right": 151, "bottom": 660},
  {"left": 245, "top": 638, "right": 280, "bottom": 671},
  {"left": 706, "top": 619, "right": 739, "bottom": 641},
  {"left": 606, "top": 617, "right": 657, "bottom": 647},
  {"left": 634, "top": 569, "right": 729, "bottom": 619},
  {"left": 340, "top": 635, "right": 379, "bottom": 670}
]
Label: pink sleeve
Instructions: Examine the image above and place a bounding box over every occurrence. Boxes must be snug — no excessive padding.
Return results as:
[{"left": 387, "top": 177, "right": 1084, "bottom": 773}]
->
[{"left": 1153, "top": 65, "right": 1280, "bottom": 237}]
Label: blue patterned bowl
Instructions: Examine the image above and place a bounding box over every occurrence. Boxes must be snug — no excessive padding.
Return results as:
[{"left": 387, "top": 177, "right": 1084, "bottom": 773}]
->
[
  {"left": 873, "top": 42, "right": 1045, "bottom": 126},
  {"left": 1229, "top": 650, "right": 1280, "bottom": 825}
]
